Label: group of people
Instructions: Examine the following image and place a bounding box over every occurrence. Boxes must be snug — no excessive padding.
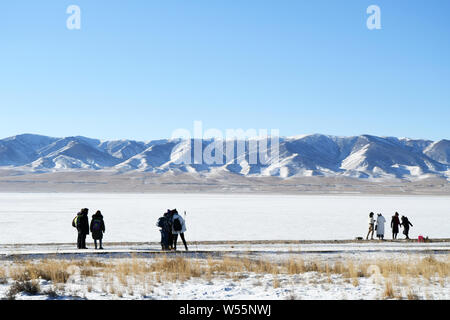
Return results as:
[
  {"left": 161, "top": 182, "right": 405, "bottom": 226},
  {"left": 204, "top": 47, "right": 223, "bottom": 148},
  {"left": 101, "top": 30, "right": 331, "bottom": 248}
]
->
[
  {"left": 156, "top": 209, "right": 189, "bottom": 251},
  {"left": 72, "top": 208, "right": 106, "bottom": 249},
  {"left": 72, "top": 208, "right": 189, "bottom": 251},
  {"left": 71, "top": 207, "right": 417, "bottom": 249},
  {"left": 366, "top": 211, "right": 413, "bottom": 240}
]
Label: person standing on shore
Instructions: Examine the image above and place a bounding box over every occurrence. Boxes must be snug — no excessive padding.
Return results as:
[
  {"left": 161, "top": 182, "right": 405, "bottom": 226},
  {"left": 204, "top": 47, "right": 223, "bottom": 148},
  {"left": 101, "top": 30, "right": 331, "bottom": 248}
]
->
[
  {"left": 401, "top": 216, "right": 413, "bottom": 240},
  {"left": 157, "top": 210, "right": 173, "bottom": 250},
  {"left": 376, "top": 213, "right": 386, "bottom": 240},
  {"left": 172, "top": 209, "right": 188, "bottom": 251},
  {"left": 164, "top": 209, "right": 174, "bottom": 250},
  {"left": 73, "top": 208, "right": 89, "bottom": 249},
  {"left": 366, "top": 212, "right": 375, "bottom": 240},
  {"left": 391, "top": 212, "right": 401, "bottom": 239},
  {"left": 90, "top": 210, "right": 105, "bottom": 249}
]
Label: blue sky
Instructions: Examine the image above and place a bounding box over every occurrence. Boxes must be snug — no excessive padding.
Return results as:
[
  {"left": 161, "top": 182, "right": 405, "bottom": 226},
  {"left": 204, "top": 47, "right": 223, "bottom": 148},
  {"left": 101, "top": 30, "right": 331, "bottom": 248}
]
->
[{"left": 1, "top": 0, "right": 449, "bottom": 141}]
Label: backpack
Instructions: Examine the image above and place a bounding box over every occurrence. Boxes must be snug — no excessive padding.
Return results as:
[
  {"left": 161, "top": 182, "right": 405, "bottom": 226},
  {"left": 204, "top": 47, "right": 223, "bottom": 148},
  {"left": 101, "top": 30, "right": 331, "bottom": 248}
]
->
[
  {"left": 91, "top": 219, "right": 102, "bottom": 232},
  {"left": 156, "top": 216, "right": 167, "bottom": 228},
  {"left": 72, "top": 216, "right": 79, "bottom": 228},
  {"left": 173, "top": 217, "right": 182, "bottom": 231}
]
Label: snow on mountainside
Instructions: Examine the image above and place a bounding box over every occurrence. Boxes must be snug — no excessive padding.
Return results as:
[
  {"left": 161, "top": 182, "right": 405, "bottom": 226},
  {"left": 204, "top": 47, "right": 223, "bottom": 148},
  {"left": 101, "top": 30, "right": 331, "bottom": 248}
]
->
[
  {"left": 0, "top": 134, "right": 59, "bottom": 166},
  {"left": 424, "top": 140, "right": 450, "bottom": 165},
  {"left": 0, "top": 133, "right": 449, "bottom": 180}
]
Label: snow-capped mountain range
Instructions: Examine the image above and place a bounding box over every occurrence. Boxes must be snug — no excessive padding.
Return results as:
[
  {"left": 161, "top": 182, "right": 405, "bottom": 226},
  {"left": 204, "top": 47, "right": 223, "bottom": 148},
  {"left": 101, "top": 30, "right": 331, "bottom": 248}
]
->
[{"left": 0, "top": 133, "right": 449, "bottom": 180}]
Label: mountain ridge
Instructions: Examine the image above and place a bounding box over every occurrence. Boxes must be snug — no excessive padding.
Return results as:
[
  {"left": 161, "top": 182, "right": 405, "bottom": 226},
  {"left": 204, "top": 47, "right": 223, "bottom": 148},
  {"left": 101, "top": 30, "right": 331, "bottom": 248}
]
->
[{"left": 0, "top": 133, "right": 448, "bottom": 180}]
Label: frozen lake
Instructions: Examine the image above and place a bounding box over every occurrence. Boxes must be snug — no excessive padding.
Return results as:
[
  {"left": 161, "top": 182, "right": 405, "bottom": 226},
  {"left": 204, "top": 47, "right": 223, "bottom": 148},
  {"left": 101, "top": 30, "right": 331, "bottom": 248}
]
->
[{"left": 0, "top": 193, "right": 448, "bottom": 244}]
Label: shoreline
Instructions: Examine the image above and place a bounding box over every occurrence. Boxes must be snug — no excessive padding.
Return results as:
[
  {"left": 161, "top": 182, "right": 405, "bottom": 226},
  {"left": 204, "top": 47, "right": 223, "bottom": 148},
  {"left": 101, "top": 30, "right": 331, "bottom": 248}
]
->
[
  {"left": 1, "top": 239, "right": 449, "bottom": 247},
  {"left": 0, "top": 190, "right": 450, "bottom": 196}
]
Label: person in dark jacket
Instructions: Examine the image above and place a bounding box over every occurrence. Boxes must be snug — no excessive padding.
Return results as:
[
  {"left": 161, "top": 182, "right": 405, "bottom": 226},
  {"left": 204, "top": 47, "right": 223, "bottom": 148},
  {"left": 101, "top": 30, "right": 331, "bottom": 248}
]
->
[
  {"left": 391, "top": 212, "right": 401, "bottom": 239},
  {"left": 401, "top": 216, "right": 413, "bottom": 239},
  {"left": 75, "top": 208, "right": 89, "bottom": 249},
  {"left": 157, "top": 213, "right": 172, "bottom": 250},
  {"left": 90, "top": 210, "right": 105, "bottom": 249},
  {"left": 163, "top": 209, "right": 174, "bottom": 250}
]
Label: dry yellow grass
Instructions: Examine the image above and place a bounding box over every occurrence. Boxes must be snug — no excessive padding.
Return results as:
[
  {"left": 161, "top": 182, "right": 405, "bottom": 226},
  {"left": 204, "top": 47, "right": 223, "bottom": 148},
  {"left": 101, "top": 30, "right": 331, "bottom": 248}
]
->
[
  {"left": 383, "top": 281, "right": 395, "bottom": 299},
  {"left": 280, "top": 256, "right": 449, "bottom": 281},
  {"left": 273, "top": 276, "right": 280, "bottom": 288},
  {"left": 28, "top": 255, "right": 450, "bottom": 282},
  {"left": 9, "top": 260, "right": 71, "bottom": 283},
  {"left": 3, "top": 254, "right": 448, "bottom": 299},
  {"left": 0, "top": 266, "right": 7, "bottom": 284},
  {"left": 406, "top": 287, "right": 419, "bottom": 300}
]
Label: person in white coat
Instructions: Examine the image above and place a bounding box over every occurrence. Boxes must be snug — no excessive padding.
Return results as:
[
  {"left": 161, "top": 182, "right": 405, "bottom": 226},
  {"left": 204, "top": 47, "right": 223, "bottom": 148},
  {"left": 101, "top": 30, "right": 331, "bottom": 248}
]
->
[
  {"left": 376, "top": 213, "right": 386, "bottom": 240},
  {"left": 171, "top": 209, "right": 188, "bottom": 251}
]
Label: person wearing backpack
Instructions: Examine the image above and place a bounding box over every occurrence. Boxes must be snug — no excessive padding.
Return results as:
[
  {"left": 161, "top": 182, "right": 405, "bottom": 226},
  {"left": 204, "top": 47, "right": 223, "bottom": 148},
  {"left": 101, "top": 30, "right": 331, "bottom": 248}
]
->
[
  {"left": 156, "top": 212, "right": 172, "bottom": 250},
  {"left": 171, "top": 209, "right": 188, "bottom": 251},
  {"left": 90, "top": 210, "right": 106, "bottom": 249},
  {"left": 73, "top": 208, "right": 89, "bottom": 249}
]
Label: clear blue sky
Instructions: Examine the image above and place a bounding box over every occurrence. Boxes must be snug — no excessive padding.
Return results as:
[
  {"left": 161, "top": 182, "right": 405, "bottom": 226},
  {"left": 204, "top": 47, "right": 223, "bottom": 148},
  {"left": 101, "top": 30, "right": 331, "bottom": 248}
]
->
[{"left": 1, "top": 0, "right": 449, "bottom": 141}]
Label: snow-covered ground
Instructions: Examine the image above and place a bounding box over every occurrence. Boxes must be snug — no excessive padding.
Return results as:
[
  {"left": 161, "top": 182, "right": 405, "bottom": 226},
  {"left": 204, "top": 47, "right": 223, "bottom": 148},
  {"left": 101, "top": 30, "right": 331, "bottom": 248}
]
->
[
  {"left": 0, "top": 193, "right": 448, "bottom": 244},
  {"left": 0, "top": 247, "right": 448, "bottom": 300},
  {"left": 0, "top": 192, "right": 447, "bottom": 300},
  {"left": 4, "top": 271, "right": 445, "bottom": 300}
]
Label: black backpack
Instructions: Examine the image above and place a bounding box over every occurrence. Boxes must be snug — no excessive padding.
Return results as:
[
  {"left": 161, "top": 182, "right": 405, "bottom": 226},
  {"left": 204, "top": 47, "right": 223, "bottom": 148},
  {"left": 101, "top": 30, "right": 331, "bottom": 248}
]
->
[
  {"left": 173, "top": 217, "right": 182, "bottom": 231},
  {"left": 156, "top": 216, "right": 166, "bottom": 228},
  {"left": 91, "top": 219, "right": 102, "bottom": 232}
]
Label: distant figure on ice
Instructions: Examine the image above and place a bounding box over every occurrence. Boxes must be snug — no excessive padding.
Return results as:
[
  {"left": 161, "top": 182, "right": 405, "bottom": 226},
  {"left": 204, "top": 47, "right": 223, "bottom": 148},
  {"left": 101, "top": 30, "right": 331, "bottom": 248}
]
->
[
  {"left": 366, "top": 212, "right": 375, "bottom": 240},
  {"left": 90, "top": 210, "right": 105, "bottom": 250},
  {"left": 72, "top": 208, "right": 89, "bottom": 249},
  {"left": 172, "top": 209, "right": 188, "bottom": 251},
  {"left": 391, "top": 212, "right": 401, "bottom": 239},
  {"left": 401, "top": 216, "right": 413, "bottom": 239},
  {"left": 375, "top": 213, "right": 386, "bottom": 240},
  {"left": 156, "top": 209, "right": 173, "bottom": 250}
]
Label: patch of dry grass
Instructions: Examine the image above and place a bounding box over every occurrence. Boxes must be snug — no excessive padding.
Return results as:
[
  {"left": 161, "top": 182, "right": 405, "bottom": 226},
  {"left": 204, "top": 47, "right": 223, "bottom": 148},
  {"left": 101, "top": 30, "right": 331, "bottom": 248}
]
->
[
  {"left": 0, "top": 266, "right": 8, "bottom": 284},
  {"left": 280, "top": 255, "right": 449, "bottom": 282},
  {"left": 1, "top": 254, "right": 447, "bottom": 299},
  {"left": 7, "top": 280, "right": 41, "bottom": 299},
  {"left": 8, "top": 255, "right": 447, "bottom": 285},
  {"left": 383, "top": 280, "right": 395, "bottom": 299},
  {"left": 9, "top": 260, "right": 71, "bottom": 283},
  {"left": 406, "top": 287, "right": 419, "bottom": 300}
]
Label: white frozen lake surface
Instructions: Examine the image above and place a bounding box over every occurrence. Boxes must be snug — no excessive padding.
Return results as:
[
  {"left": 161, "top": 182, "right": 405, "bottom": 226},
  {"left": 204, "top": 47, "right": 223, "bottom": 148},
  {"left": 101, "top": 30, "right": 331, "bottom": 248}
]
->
[{"left": 0, "top": 193, "right": 448, "bottom": 244}]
